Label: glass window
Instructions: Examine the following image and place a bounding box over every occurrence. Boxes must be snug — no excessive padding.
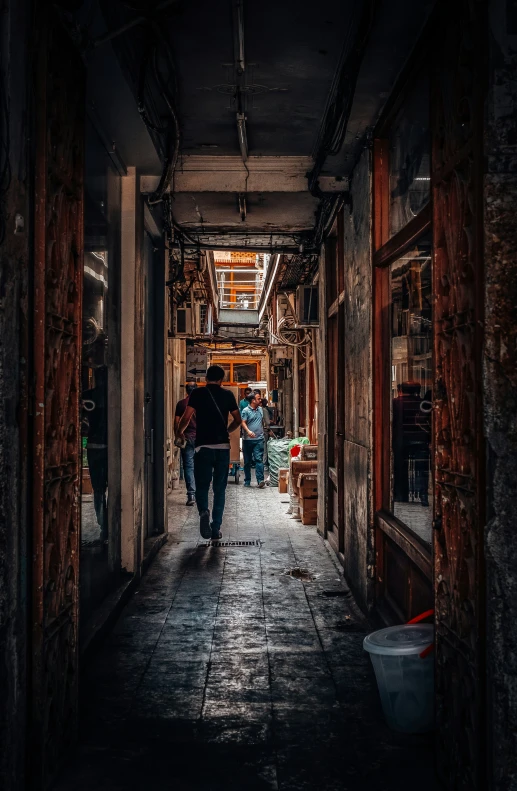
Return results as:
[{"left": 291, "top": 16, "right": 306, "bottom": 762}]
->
[
  {"left": 220, "top": 364, "right": 231, "bottom": 382},
  {"left": 390, "top": 235, "right": 433, "bottom": 546},
  {"left": 233, "top": 363, "right": 258, "bottom": 383},
  {"left": 389, "top": 74, "right": 430, "bottom": 237},
  {"left": 81, "top": 118, "right": 120, "bottom": 617}
]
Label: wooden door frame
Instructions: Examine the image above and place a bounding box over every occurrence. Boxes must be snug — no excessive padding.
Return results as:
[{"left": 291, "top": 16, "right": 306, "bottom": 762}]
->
[{"left": 372, "top": 59, "right": 434, "bottom": 621}]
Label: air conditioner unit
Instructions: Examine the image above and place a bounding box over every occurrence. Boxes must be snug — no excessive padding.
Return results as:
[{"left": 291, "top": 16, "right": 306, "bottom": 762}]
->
[
  {"left": 296, "top": 285, "right": 319, "bottom": 325},
  {"left": 174, "top": 305, "right": 193, "bottom": 336}
]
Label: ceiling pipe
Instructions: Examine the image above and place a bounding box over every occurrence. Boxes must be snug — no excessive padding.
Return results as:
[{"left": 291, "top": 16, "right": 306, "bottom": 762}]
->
[
  {"left": 232, "top": 0, "right": 246, "bottom": 74},
  {"left": 184, "top": 244, "right": 301, "bottom": 253},
  {"left": 237, "top": 114, "right": 248, "bottom": 162},
  {"left": 232, "top": 0, "right": 250, "bottom": 199}
]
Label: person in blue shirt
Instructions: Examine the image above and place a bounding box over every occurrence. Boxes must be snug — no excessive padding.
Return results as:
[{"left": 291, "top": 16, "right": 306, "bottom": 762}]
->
[
  {"left": 239, "top": 387, "right": 252, "bottom": 414},
  {"left": 241, "top": 393, "right": 265, "bottom": 488}
]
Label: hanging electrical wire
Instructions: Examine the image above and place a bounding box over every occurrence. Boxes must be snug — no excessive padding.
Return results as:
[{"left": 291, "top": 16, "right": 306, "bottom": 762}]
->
[{"left": 268, "top": 312, "right": 310, "bottom": 349}]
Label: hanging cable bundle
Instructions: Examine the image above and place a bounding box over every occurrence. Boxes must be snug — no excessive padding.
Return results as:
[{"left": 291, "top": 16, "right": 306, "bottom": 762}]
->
[{"left": 268, "top": 313, "right": 310, "bottom": 349}]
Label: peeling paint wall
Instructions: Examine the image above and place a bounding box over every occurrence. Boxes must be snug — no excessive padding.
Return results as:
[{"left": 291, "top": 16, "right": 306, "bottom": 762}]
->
[
  {"left": 0, "top": 2, "right": 30, "bottom": 789},
  {"left": 342, "top": 148, "right": 374, "bottom": 611},
  {"left": 484, "top": 3, "right": 517, "bottom": 788}
]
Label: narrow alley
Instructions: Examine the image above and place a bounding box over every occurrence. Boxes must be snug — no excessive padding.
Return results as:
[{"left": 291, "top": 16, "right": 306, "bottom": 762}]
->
[
  {"left": 1, "top": 1, "right": 516, "bottom": 790},
  {"left": 57, "top": 480, "right": 435, "bottom": 791}
]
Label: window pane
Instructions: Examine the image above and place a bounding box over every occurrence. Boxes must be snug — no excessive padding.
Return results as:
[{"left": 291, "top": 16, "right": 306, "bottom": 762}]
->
[
  {"left": 389, "top": 74, "right": 430, "bottom": 237},
  {"left": 81, "top": 119, "right": 120, "bottom": 619},
  {"left": 233, "top": 363, "right": 257, "bottom": 383},
  {"left": 390, "top": 236, "right": 433, "bottom": 546},
  {"left": 220, "top": 364, "right": 231, "bottom": 382}
]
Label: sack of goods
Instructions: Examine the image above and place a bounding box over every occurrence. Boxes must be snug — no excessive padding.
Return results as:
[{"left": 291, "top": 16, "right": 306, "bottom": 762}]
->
[
  {"left": 290, "top": 492, "right": 301, "bottom": 520},
  {"left": 267, "top": 438, "right": 291, "bottom": 486}
]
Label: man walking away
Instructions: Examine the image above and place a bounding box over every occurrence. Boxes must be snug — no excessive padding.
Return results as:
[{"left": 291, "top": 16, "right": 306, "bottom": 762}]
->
[
  {"left": 241, "top": 393, "right": 265, "bottom": 488},
  {"left": 174, "top": 383, "right": 197, "bottom": 506},
  {"left": 239, "top": 387, "right": 252, "bottom": 413},
  {"left": 175, "top": 366, "right": 242, "bottom": 540}
]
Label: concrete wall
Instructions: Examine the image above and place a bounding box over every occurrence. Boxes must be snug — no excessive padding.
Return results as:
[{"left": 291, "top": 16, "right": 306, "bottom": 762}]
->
[
  {"left": 342, "top": 148, "right": 374, "bottom": 611},
  {"left": 484, "top": 3, "right": 517, "bottom": 787},
  {"left": 0, "top": 3, "right": 30, "bottom": 788}
]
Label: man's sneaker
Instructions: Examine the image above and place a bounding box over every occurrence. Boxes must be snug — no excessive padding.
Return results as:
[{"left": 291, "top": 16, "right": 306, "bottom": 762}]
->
[
  {"left": 199, "top": 510, "right": 211, "bottom": 539},
  {"left": 186, "top": 497, "right": 196, "bottom": 506},
  {"left": 244, "top": 481, "right": 251, "bottom": 487},
  {"left": 211, "top": 529, "right": 222, "bottom": 541},
  {"left": 258, "top": 480, "right": 266, "bottom": 489}
]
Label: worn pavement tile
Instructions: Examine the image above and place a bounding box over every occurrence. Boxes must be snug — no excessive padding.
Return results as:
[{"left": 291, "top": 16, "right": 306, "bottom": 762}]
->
[{"left": 53, "top": 481, "right": 439, "bottom": 791}]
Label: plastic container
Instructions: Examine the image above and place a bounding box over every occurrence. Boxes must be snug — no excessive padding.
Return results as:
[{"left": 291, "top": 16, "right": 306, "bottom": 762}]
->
[{"left": 363, "top": 624, "right": 434, "bottom": 733}]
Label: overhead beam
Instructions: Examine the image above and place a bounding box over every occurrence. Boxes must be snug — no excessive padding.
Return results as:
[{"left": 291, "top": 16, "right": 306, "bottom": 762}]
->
[{"left": 140, "top": 156, "right": 348, "bottom": 194}]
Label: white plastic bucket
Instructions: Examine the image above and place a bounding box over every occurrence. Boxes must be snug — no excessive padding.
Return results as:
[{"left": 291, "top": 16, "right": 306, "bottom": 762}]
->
[{"left": 363, "top": 624, "right": 434, "bottom": 733}]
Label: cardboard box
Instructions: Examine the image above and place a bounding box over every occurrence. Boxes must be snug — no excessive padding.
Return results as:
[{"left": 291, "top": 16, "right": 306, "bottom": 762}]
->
[
  {"left": 290, "top": 459, "right": 317, "bottom": 495},
  {"left": 278, "top": 468, "right": 289, "bottom": 493},
  {"left": 300, "top": 444, "right": 318, "bottom": 461},
  {"left": 298, "top": 473, "right": 318, "bottom": 499},
  {"left": 300, "top": 497, "right": 318, "bottom": 526},
  {"left": 290, "top": 459, "right": 318, "bottom": 477}
]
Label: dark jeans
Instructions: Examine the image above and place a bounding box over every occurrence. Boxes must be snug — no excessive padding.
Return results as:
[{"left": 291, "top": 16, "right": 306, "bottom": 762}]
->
[
  {"left": 87, "top": 447, "right": 108, "bottom": 540},
  {"left": 180, "top": 438, "right": 196, "bottom": 497},
  {"left": 194, "top": 447, "right": 230, "bottom": 529},
  {"left": 243, "top": 439, "right": 264, "bottom": 484}
]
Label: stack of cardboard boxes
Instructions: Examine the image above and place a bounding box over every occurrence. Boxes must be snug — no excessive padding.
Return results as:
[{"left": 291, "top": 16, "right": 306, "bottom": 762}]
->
[
  {"left": 298, "top": 471, "right": 318, "bottom": 525},
  {"left": 290, "top": 445, "right": 318, "bottom": 525}
]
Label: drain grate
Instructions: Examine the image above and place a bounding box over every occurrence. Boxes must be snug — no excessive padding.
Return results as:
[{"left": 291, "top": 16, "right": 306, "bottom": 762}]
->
[{"left": 200, "top": 539, "right": 261, "bottom": 548}]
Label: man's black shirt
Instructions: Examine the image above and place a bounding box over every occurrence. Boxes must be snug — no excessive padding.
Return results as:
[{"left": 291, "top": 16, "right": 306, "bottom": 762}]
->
[{"left": 187, "top": 385, "right": 238, "bottom": 448}]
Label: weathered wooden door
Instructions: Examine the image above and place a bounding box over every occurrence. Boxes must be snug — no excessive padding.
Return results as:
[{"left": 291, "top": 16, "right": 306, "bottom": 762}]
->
[
  {"left": 32, "top": 13, "right": 84, "bottom": 787},
  {"left": 432, "top": 1, "right": 485, "bottom": 787}
]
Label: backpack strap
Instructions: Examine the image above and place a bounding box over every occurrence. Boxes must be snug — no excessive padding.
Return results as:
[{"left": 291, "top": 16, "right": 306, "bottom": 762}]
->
[{"left": 206, "top": 387, "right": 228, "bottom": 433}]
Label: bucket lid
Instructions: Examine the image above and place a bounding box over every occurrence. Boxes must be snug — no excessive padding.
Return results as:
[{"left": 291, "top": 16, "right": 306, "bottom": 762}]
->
[{"left": 363, "top": 624, "right": 434, "bottom": 656}]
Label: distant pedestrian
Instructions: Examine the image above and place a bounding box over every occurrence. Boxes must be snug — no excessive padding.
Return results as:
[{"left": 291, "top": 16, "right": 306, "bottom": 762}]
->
[
  {"left": 175, "top": 366, "right": 242, "bottom": 540},
  {"left": 241, "top": 393, "right": 265, "bottom": 488},
  {"left": 174, "top": 383, "right": 197, "bottom": 506},
  {"left": 239, "top": 387, "right": 253, "bottom": 413}
]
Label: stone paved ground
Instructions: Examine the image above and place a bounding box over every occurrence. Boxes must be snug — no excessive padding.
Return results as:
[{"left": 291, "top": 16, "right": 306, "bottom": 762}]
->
[{"left": 56, "top": 476, "right": 438, "bottom": 791}]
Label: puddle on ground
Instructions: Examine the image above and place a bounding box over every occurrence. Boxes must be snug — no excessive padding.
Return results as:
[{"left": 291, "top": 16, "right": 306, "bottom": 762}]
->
[{"left": 282, "top": 567, "right": 316, "bottom": 582}]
